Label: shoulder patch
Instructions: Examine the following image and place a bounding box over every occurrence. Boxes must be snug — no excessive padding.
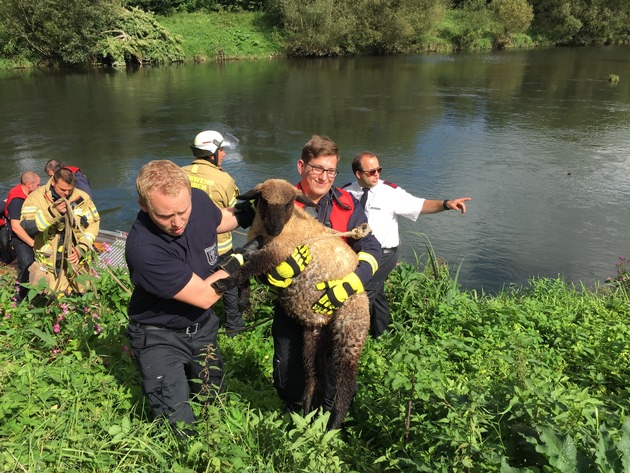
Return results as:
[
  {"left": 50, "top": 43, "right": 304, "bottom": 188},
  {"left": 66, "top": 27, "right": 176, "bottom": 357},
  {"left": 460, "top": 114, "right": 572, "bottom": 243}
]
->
[
  {"left": 341, "top": 182, "right": 352, "bottom": 189},
  {"left": 383, "top": 181, "right": 398, "bottom": 189}
]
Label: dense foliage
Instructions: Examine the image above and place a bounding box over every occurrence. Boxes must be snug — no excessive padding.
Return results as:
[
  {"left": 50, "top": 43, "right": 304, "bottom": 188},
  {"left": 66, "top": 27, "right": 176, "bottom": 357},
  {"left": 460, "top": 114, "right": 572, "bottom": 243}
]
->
[
  {"left": 97, "top": 6, "right": 185, "bottom": 66},
  {"left": 266, "top": 0, "right": 448, "bottom": 56},
  {"left": 0, "top": 0, "right": 121, "bottom": 65},
  {"left": 1, "top": 0, "right": 630, "bottom": 66},
  {"left": 0, "top": 0, "right": 184, "bottom": 66},
  {"left": 1, "top": 246, "right": 629, "bottom": 471}
]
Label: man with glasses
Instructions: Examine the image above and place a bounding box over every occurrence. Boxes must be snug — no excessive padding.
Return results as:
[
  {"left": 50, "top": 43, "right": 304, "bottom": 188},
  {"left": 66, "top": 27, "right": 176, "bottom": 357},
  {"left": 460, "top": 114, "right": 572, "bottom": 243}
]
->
[
  {"left": 344, "top": 151, "right": 471, "bottom": 337},
  {"left": 272, "top": 135, "right": 382, "bottom": 415}
]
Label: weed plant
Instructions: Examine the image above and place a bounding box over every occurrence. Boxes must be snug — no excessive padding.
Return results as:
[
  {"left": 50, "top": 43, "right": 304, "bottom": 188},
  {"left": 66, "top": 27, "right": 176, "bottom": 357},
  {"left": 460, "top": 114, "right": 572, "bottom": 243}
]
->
[{"left": 1, "top": 249, "right": 629, "bottom": 472}]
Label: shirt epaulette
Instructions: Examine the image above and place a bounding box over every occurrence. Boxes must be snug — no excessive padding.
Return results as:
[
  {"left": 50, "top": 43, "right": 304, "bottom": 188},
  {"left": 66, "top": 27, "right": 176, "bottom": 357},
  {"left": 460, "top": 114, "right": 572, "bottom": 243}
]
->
[
  {"left": 341, "top": 182, "right": 352, "bottom": 189},
  {"left": 383, "top": 181, "right": 398, "bottom": 189}
]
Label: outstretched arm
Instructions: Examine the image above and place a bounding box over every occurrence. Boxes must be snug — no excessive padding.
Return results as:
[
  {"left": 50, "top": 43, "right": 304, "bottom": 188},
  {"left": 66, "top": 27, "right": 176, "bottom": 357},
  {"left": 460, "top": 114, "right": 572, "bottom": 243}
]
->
[{"left": 421, "top": 197, "right": 471, "bottom": 215}]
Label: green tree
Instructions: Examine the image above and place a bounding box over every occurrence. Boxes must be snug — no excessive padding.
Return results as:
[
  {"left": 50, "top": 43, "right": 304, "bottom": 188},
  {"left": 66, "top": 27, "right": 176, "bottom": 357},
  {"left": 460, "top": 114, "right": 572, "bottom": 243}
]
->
[
  {"left": 97, "top": 7, "right": 185, "bottom": 65},
  {"left": 351, "top": 0, "right": 447, "bottom": 54},
  {"left": 529, "top": 0, "right": 583, "bottom": 43},
  {"left": 492, "top": 0, "right": 533, "bottom": 36},
  {"left": 267, "top": 0, "right": 447, "bottom": 56},
  {"left": 0, "top": 0, "right": 121, "bottom": 65}
]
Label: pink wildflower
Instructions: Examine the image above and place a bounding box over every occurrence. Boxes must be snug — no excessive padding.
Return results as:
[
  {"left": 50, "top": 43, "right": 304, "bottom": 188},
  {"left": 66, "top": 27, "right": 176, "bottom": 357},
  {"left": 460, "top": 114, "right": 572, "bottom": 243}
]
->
[
  {"left": 60, "top": 303, "right": 69, "bottom": 315},
  {"left": 4, "top": 313, "right": 10, "bottom": 320},
  {"left": 84, "top": 307, "right": 90, "bottom": 314},
  {"left": 94, "top": 324, "right": 102, "bottom": 335},
  {"left": 53, "top": 324, "right": 61, "bottom": 334},
  {"left": 92, "top": 313, "right": 100, "bottom": 319}
]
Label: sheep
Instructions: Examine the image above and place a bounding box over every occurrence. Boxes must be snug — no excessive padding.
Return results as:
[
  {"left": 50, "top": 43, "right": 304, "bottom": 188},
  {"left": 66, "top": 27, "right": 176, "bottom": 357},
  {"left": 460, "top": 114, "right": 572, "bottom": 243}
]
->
[{"left": 221, "top": 178, "right": 371, "bottom": 430}]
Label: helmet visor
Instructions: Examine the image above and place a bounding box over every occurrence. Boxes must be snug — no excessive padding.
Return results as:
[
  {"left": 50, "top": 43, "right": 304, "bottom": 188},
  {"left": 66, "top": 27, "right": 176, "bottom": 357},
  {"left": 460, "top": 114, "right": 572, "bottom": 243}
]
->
[{"left": 220, "top": 133, "right": 239, "bottom": 151}]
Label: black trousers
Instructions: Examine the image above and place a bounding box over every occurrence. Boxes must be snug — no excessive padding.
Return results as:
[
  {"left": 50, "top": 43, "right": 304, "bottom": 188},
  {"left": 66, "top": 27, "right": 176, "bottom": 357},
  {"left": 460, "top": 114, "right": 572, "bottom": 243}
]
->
[
  {"left": 222, "top": 285, "right": 245, "bottom": 333},
  {"left": 12, "top": 237, "right": 34, "bottom": 300},
  {"left": 219, "top": 249, "right": 245, "bottom": 334},
  {"left": 272, "top": 306, "right": 335, "bottom": 412},
  {"left": 0, "top": 224, "right": 15, "bottom": 264},
  {"left": 127, "top": 313, "right": 223, "bottom": 425},
  {"left": 364, "top": 247, "right": 399, "bottom": 337}
]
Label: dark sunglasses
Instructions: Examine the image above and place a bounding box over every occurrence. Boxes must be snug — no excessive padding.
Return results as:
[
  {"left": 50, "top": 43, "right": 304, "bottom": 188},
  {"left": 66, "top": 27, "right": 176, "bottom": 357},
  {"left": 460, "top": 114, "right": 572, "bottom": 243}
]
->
[{"left": 360, "top": 167, "right": 382, "bottom": 177}]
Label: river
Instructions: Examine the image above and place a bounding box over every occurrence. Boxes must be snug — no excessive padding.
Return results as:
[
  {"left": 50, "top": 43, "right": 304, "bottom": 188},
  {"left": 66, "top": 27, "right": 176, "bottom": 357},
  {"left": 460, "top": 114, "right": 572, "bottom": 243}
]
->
[{"left": 1, "top": 46, "right": 629, "bottom": 293}]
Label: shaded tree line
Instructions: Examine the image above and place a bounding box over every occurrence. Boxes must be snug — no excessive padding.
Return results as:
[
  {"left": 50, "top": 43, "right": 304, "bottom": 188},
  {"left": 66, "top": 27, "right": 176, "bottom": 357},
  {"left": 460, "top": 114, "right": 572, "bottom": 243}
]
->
[{"left": 0, "top": 0, "right": 629, "bottom": 66}]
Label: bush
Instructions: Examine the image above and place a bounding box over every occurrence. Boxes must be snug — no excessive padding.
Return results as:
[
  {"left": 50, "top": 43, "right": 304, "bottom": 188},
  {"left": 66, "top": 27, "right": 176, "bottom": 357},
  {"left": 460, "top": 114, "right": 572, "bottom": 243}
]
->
[
  {"left": 268, "top": 0, "right": 448, "bottom": 56},
  {"left": 97, "top": 7, "right": 185, "bottom": 66},
  {"left": 492, "top": 0, "right": 534, "bottom": 35},
  {"left": 0, "top": 0, "right": 121, "bottom": 65}
]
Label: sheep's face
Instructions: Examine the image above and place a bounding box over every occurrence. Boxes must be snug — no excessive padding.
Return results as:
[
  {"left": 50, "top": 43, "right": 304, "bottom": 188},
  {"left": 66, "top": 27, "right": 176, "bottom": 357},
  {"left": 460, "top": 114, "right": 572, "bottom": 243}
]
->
[
  {"left": 238, "top": 178, "right": 317, "bottom": 237},
  {"left": 258, "top": 199, "right": 294, "bottom": 237}
]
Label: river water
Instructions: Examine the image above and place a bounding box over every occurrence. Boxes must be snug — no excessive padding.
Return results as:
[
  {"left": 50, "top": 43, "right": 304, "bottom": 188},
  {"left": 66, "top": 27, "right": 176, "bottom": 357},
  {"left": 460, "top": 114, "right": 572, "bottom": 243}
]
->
[{"left": 1, "top": 46, "right": 629, "bottom": 293}]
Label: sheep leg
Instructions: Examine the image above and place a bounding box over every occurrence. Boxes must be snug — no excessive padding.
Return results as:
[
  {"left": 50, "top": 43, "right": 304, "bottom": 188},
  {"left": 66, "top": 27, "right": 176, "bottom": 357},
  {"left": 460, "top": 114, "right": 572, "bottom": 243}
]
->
[
  {"left": 327, "top": 306, "right": 369, "bottom": 430},
  {"left": 302, "top": 326, "right": 324, "bottom": 413}
]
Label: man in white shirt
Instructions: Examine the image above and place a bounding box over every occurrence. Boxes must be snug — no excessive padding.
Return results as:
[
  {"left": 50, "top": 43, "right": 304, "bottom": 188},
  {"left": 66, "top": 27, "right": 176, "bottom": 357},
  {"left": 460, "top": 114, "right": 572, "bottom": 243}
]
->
[{"left": 344, "top": 151, "right": 471, "bottom": 337}]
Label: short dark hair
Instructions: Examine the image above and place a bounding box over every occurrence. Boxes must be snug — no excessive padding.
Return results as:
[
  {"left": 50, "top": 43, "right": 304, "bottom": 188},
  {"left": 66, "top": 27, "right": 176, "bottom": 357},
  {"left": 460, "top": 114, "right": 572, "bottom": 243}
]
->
[
  {"left": 45, "top": 159, "right": 63, "bottom": 176},
  {"left": 53, "top": 167, "right": 76, "bottom": 186},
  {"left": 352, "top": 151, "right": 377, "bottom": 174},
  {"left": 301, "top": 135, "right": 339, "bottom": 165}
]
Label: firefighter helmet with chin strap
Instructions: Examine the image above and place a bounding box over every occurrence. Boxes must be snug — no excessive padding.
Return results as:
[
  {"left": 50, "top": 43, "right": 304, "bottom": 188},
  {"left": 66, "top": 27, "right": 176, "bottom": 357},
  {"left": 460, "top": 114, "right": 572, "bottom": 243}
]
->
[{"left": 189, "top": 130, "right": 239, "bottom": 164}]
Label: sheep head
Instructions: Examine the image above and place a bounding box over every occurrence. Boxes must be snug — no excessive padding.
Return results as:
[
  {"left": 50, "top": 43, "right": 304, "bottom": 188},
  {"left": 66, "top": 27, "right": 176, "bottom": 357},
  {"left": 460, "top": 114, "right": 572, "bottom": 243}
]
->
[{"left": 237, "top": 179, "right": 316, "bottom": 237}]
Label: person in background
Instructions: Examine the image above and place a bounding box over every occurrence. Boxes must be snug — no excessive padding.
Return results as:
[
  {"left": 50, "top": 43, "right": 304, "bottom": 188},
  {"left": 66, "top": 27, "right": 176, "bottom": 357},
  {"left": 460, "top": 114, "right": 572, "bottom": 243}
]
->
[
  {"left": 44, "top": 159, "right": 92, "bottom": 197},
  {"left": 0, "top": 198, "right": 15, "bottom": 265},
  {"left": 183, "top": 130, "right": 245, "bottom": 336},
  {"left": 20, "top": 167, "right": 100, "bottom": 295},
  {"left": 125, "top": 160, "right": 251, "bottom": 433},
  {"left": 271, "top": 135, "right": 381, "bottom": 413},
  {"left": 3, "top": 172, "right": 41, "bottom": 299},
  {"left": 344, "top": 151, "right": 471, "bottom": 337}
]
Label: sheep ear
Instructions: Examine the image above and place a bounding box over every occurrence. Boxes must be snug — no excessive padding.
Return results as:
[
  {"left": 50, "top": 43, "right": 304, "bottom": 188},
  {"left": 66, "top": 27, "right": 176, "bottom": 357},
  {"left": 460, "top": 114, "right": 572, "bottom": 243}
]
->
[
  {"left": 296, "top": 193, "right": 318, "bottom": 208},
  {"left": 237, "top": 189, "right": 262, "bottom": 201}
]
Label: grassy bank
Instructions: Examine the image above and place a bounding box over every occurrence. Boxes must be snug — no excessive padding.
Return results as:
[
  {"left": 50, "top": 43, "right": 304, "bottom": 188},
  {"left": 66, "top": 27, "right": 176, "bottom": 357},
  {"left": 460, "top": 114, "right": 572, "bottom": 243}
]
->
[
  {"left": 158, "top": 11, "right": 284, "bottom": 62},
  {"left": 1, "top": 249, "right": 629, "bottom": 471}
]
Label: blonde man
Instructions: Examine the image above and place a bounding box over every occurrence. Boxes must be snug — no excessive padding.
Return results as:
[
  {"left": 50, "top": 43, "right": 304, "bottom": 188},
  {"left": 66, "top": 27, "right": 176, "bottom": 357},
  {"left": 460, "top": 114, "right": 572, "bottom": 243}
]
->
[{"left": 125, "top": 160, "right": 241, "bottom": 431}]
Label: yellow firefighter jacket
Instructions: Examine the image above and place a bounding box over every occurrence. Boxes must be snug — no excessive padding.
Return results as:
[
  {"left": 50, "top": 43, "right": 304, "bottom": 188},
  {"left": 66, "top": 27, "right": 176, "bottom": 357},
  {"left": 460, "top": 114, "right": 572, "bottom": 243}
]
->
[
  {"left": 181, "top": 158, "right": 239, "bottom": 255},
  {"left": 20, "top": 181, "right": 100, "bottom": 292}
]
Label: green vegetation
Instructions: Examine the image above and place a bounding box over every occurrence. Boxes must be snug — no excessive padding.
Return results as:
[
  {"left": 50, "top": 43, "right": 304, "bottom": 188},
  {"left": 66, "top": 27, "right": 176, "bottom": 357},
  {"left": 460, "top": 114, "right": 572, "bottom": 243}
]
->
[
  {"left": 158, "top": 11, "right": 283, "bottom": 61},
  {"left": 1, "top": 244, "right": 629, "bottom": 471},
  {"left": 1, "top": 0, "right": 630, "bottom": 68}
]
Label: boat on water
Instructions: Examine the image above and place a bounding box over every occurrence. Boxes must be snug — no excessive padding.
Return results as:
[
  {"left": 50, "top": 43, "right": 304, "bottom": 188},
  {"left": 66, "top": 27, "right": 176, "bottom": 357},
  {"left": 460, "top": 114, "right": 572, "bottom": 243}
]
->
[{"left": 95, "top": 229, "right": 127, "bottom": 269}]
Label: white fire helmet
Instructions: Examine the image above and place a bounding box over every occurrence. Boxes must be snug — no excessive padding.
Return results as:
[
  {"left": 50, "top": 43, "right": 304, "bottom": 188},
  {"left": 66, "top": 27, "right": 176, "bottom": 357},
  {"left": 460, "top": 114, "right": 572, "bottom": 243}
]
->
[{"left": 190, "top": 130, "right": 239, "bottom": 158}]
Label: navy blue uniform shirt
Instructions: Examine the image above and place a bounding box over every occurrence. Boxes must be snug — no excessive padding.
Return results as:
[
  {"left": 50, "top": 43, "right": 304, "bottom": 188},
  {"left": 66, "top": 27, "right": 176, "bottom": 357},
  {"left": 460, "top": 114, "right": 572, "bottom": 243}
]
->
[
  {"left": 312, "top": 187, "right": 381, "bottom": 286},
  {"left": 126, "top": 188, "right": 222, "bottom": 328}
]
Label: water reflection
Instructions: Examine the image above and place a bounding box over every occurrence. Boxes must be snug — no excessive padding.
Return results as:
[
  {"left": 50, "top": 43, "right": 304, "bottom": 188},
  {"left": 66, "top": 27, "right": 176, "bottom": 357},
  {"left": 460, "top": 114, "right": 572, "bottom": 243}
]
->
[{"left": 1, "top": 47, "right": 629, "bottom": 293}]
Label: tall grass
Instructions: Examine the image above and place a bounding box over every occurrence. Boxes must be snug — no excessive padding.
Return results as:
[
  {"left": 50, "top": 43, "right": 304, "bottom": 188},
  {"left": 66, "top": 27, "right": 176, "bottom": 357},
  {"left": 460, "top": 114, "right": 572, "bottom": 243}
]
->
[
  {"left": 158, "top": 11, "right": 284, "bottom": 61},
  {"left": 1, "top": 247, "right": 629, "bottom": 471}
]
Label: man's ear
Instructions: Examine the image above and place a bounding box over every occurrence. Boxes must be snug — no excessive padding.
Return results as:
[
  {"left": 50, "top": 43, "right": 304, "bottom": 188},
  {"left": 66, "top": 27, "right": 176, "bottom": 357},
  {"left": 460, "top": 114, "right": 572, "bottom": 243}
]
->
[{"left": 139, "top": 198, "right": 148, "bottom": 213}]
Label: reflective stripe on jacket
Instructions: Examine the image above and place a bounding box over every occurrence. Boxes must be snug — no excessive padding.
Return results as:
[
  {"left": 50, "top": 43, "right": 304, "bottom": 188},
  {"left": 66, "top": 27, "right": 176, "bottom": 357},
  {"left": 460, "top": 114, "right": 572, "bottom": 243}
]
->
[
  {"left": 20, "top": 182, "right": 100, "bottom": 274},
  {"left": 182, "top": 158, "right": 239, "bottom": 255}
]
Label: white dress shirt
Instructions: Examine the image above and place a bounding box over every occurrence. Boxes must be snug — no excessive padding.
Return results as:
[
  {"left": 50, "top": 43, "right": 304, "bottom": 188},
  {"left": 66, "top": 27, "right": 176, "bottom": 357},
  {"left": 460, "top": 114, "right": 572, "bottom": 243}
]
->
[{"left": 345, "top": 179, "right": 424, "bottom": 249}]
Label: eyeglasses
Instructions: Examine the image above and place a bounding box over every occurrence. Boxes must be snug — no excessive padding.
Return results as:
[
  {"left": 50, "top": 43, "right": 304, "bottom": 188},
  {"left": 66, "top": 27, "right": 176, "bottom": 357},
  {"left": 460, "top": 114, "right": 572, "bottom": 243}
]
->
[
  {"left": 307, "top": 163, "right": 338, "bottom": 178},
  {"left": 359, "top": 167, "right": 383, "bottom": 177}
]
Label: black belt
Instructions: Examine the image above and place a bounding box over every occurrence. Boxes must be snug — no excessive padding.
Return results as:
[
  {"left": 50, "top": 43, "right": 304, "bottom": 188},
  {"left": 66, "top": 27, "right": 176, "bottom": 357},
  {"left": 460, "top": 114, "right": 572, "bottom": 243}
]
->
[
  {"left": 135, "top": 317, "right": 209, "bottom": 336},
  {"left": 383, "top": 247, "right": 398, "bottom": 254}
]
